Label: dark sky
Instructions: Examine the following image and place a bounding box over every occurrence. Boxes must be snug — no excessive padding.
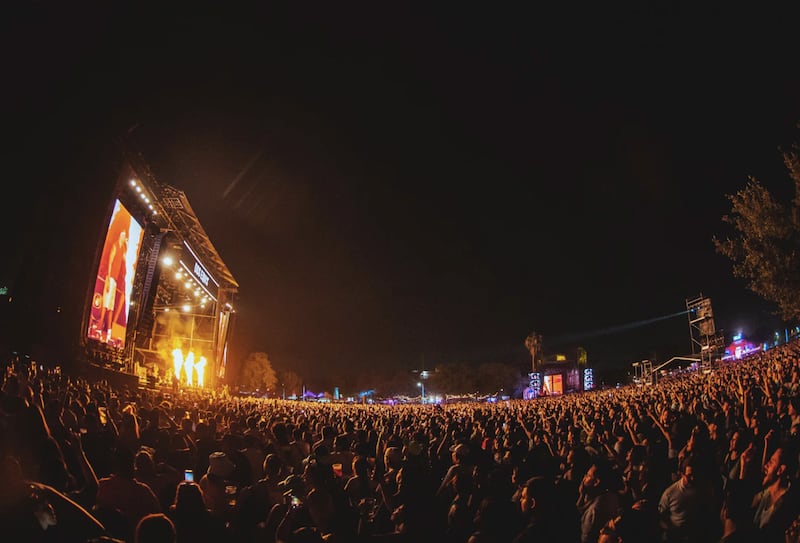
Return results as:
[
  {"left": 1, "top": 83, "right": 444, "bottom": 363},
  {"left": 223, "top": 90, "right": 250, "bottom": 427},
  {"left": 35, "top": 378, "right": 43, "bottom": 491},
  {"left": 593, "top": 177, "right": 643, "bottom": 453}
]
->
[{"left": 3, "top": 4, "right": 800, "bottom": 385}]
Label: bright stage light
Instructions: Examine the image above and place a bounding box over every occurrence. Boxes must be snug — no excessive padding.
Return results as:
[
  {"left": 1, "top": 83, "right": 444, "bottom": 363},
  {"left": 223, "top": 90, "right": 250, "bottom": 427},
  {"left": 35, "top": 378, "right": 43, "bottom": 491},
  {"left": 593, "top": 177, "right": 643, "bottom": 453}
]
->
[
  {"left": 172, "top": 348, "right": 183, "bottom": 380},
  {"left": 196, "top": 356, "right": 207, "bottom": 387},
  {"left": 182, "top": 304, "right": 191, "bottom": 312},
  {"left": 163, "top": 256, "right": 174, "bottom": 266},
  {"left": 170, "top": 349, "right": 208, "bottom": 388},
  {"left": 183, "top": 352, "right": 195, "bottom": 386}
]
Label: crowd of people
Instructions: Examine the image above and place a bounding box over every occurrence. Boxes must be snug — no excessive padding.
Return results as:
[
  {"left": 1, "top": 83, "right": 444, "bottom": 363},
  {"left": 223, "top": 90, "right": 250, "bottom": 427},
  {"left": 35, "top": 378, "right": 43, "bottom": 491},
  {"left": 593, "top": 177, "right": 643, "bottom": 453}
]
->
[{"left": 4, "top": 340, "right": 800, "bottom": 543}]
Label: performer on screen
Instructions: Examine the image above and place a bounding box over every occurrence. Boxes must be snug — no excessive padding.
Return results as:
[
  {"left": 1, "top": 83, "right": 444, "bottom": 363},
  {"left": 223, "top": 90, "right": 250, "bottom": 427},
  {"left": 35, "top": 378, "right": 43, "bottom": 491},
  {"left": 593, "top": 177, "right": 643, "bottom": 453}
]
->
[{"left": 97, "top": 208, "right": 130, "bottom": 343}]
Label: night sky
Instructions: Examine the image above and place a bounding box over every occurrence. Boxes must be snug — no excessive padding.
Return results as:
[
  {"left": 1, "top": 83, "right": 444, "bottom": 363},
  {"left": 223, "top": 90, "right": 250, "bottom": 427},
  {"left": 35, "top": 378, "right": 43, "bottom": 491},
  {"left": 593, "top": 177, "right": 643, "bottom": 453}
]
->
[{"left": 3, "top": 4, "right": 800, "bottom": 387}]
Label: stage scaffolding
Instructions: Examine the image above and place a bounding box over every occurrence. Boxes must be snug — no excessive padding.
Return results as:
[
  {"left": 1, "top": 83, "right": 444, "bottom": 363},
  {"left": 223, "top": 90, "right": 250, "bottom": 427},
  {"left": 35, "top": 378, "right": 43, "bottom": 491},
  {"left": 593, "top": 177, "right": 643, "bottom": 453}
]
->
[
  {"left": 633, "top": 295, "right": 726, "bottom": 385},
  {"left": 686, "top": 294, "right": 725, "bottom": 368},
  {"left": 84, "top": 148, "right": 238, "bottom": 387}
]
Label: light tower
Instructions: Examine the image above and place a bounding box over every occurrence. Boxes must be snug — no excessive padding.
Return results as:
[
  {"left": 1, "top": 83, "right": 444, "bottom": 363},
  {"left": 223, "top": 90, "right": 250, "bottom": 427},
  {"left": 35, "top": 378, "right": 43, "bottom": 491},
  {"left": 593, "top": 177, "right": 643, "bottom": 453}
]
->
[{"left": 687, "top": 294, "right": 725, "bottom": 368}]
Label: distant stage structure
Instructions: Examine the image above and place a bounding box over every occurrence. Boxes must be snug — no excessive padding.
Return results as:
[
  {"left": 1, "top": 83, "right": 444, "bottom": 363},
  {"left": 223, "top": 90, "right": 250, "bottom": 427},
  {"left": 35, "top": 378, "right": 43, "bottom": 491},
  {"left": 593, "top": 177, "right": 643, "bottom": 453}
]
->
[
  {"left": 523, "top": 332, "right": 593, "bottom": 399},
  {"left": 82, "top": 148, "right": 238, "bottom": 389},
  {"left": 633, "top": 295, "right": 726, "bottom": 386}
]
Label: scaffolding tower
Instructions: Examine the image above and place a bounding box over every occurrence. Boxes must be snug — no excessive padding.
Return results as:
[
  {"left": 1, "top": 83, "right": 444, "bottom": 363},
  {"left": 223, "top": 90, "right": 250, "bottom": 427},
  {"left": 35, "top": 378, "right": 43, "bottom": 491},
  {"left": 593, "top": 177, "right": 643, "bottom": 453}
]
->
[
  {"left": 687, "top": 294, "right": 725, "bottom": 367},
  {"left": 632, "top": 359, "right": 655, "bottom": 385}
]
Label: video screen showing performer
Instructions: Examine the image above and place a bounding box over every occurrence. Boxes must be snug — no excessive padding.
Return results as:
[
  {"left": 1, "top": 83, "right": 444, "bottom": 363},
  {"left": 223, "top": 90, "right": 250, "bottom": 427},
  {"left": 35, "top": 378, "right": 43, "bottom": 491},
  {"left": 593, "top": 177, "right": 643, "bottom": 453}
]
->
[{"left": 87, "top": 199, "right": 144, "bottom": 349}]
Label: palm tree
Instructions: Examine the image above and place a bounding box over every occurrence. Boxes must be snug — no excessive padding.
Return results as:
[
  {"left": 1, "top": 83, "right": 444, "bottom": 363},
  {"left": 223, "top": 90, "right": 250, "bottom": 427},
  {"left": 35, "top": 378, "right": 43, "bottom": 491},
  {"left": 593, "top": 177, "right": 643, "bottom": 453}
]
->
[{"left": 525, "top": 331, "right": 543, "bottom": 371}]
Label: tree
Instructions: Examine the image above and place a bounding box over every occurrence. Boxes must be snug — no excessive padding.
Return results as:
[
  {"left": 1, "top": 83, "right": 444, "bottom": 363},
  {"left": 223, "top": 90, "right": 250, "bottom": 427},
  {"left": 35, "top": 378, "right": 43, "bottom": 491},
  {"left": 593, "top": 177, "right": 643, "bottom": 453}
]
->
[
  {"left": 277, "top": 369, "right": 303, "bottom": 398},
  {"left": 474, "top": 362, "right": 522, "bottom": 394},
  {"left": 240, "top": 352, "right": 277, "bottom": 393},
  {"left": 714, "top": 141, "right": 800, "bottom": 322},
  {"left": 525, "top": 331, "right": 542, "bottom": 371},
  {"left": 577, "top": 347, "right": 588, "bottom": 366},
  {"left": 430, "top": 362, "right": 477, "bottom": 395}
]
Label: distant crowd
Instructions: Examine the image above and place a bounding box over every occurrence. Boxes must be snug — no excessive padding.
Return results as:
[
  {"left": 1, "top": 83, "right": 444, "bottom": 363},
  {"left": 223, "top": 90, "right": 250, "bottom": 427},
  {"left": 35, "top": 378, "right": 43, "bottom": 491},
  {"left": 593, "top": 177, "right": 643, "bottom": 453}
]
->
[{"left": 4, "top": 340, "right": 800, "bottom": 543}]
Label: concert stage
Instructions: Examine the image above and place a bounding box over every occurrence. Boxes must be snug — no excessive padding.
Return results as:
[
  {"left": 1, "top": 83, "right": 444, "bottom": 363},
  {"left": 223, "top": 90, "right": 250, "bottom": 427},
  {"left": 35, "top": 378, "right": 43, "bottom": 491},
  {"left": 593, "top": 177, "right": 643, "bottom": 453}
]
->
[{"left": 80, "top": 149, "right": 238, "bottom": 390}]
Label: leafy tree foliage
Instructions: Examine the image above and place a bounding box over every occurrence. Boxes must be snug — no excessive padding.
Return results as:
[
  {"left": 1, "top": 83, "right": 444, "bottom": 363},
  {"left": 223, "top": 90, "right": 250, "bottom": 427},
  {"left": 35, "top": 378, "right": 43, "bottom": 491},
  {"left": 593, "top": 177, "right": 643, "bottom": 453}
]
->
[
  {"left": 474, "top": 362, "right": 524, "bottom": 394},
  {"left": 577, "top": 346, "right": 588, "bottom": 366},
  {"left": 525, "top": 331, "right": 542, "bottom": 370},
  {"left": 353, "top": 368, "right": 384, "bottom": 394},
  {"left": 384, "top": 369, "right": 420, "bottom": 397},
  {"left": 277, "top": 369, "right": 303, "bottom": 397},
  {"left": 240, "top": 352, "right": 277, "bottom": 393},
  {"left": 714, "top": 143, "right": 800, "bottom": 322},
  {"left": 427, "top": 361, "right": 525, "bottom": 396},
  {"left": 430, "top": 362, "right": 477, "bottom": 394}
]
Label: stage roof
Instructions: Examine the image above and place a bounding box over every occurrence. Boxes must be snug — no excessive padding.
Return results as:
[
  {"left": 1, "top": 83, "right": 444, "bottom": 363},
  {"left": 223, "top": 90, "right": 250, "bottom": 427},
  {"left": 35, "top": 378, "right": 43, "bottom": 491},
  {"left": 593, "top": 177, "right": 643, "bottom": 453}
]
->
[
  {"left": 125, "top": 149, "right": 239, "bottom": 290},
  {"left": 159, "top": 183, "right": 239, "bottom": 289}
]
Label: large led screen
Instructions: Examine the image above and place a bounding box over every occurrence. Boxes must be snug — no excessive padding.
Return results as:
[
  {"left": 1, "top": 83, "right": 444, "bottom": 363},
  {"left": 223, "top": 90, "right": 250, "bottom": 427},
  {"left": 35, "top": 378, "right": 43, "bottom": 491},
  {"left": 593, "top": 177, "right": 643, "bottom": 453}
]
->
[{"left": 87, "top": 199, "right": 145, "bottom": 349}]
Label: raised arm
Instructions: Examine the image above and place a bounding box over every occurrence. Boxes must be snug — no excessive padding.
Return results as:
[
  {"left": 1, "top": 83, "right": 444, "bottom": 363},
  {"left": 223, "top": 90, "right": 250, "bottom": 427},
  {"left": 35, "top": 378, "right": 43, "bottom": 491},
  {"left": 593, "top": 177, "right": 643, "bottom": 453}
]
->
[
  {"left": 647, "top": 408, "right": 673, "bottom": 452},
  {"left": 67, "top": 430, "right": 98, "bottom": 500},
  {"left": 624, "top": 419, "right": 643, "bottom": 446}
]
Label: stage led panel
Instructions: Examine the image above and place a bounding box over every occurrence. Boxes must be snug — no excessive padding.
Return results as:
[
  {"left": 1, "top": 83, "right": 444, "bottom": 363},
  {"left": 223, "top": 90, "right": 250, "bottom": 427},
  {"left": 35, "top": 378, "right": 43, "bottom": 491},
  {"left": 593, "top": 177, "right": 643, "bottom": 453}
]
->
[{"left": 87, "top": 199, "right": 145, "bottom": 349}]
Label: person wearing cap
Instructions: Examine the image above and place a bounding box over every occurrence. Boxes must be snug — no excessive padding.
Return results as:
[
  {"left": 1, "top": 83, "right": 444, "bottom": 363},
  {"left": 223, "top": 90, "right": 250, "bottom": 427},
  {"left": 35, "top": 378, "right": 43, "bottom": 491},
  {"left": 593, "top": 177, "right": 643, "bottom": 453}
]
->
[
  {"left": 198, "top": 451, "right": 235, "bottom": 518},
  {"left": 436, "top": 443, "right": 473, "bottom": 499},
  {"left": 205, "top": 451, "right": 236, "bottom": 479}
]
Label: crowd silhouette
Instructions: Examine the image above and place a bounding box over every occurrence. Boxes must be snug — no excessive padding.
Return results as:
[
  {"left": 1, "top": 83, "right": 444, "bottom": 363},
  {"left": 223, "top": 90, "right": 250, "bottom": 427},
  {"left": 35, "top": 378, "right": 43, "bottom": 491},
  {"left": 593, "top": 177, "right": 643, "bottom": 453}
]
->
[{"left": 3, "top": 339, "right": 800, "bottom": 542}]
